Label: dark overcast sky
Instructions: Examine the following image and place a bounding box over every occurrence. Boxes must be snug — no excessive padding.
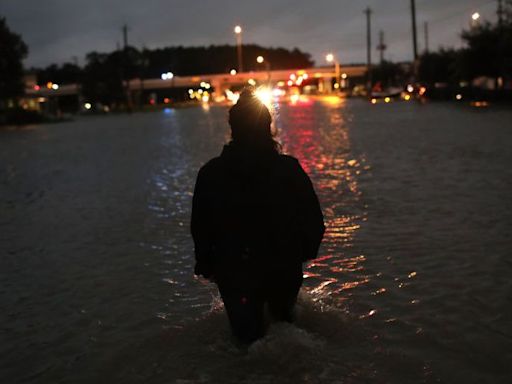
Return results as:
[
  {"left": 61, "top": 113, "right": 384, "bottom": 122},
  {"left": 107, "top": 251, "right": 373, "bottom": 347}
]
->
[{"left": 0, "top": 0, "right": 499, "bottom": 68}]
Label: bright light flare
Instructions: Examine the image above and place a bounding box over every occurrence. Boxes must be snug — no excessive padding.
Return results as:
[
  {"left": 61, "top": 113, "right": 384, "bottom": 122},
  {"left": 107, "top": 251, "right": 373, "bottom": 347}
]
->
[
  {"left": 472, "top": 12, "right": 480, "bottom": 21},
  {"left": 326, "top": 53, "right": 334, "bottom": 62},
  {"left": 248, "top": 78, "right": 256, "bottom": 86},
  {"left": 456, "top": 94, "right": 462, "bottom": 100},
  {"left": 84, "top": 102, "right": 92, "bottom": 110},
  {"left": 341, "top": 73, "right": 347, "bottom": 79},
  {"left": 255, "top": 87, "right": 272, "bottom": 107},
  {"left": 256, "top": 56, "right": 264, "bottom": 64},
  {"left": 161, "top": 72, "right": 174, "bottom": 80},
  {"left": 234, "top": 25, "right": 242, "bottom": 34},
  {"left": 384, "top": 97, "right": 391, "bottom": 103},
  {"left": 230, "top": 69, "right": 237, "bottom": 75},
  {"left": 51, "top": 83, "right": 59, "bottom": 90}
]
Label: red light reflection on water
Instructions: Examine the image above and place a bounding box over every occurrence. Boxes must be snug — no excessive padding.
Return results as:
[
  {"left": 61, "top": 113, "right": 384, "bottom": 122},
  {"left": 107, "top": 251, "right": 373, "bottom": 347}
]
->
[{"left": 274, "top": 97, "right": 370, "bottom": 302}]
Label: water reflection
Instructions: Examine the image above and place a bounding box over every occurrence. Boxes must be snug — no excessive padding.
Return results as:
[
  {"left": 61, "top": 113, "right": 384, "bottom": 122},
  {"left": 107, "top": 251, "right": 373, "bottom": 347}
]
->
[{"left": 274, "top": 98, "right": 369, "bottom": 303}]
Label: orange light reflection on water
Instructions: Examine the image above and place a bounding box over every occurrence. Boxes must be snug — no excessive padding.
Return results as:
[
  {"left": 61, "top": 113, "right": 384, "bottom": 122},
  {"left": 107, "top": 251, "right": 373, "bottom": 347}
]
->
[{"left": 275, "top": 98, "right": 370, "bottom": 303}]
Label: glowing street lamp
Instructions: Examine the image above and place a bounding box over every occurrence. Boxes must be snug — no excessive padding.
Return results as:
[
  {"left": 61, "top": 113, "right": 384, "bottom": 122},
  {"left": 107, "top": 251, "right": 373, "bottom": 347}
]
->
[
  {"left": 256, "top": 56, "right": 271, "bottom": 83},
  {"left": 234, "top": 25, "right": 243, "bottom": 72},
  {"left": 471, "top": 12, "right": 480, "bottom": 28},
  {"left": 326, "top": 53, "right": 340, "bottom": 92},
  {"left": 230, "top": 69, "right": 237, "bottom": 76}
]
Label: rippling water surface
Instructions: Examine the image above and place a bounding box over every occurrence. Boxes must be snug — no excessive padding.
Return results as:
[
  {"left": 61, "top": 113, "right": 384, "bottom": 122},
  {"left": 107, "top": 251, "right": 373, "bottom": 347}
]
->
[{"left": 1, "top": 99, "right": 511, "bottom": 383}]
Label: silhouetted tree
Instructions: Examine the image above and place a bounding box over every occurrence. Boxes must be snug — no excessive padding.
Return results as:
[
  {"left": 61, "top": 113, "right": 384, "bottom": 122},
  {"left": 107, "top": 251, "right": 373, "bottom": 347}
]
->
[
  {"left": 36, "top": 62, "right": 81, "bottom": 85},
  {"left": 0, "top": 17, "right": 28, "bottom": 110},
  {"left": 418, "top": 49, "right": 461, "bottom": 85},
  {"left": 31, "top": 44, "right": 314, "bottom": 107},
  {"left": 460, "top": 21, "right": 512, "bottom": 86}
]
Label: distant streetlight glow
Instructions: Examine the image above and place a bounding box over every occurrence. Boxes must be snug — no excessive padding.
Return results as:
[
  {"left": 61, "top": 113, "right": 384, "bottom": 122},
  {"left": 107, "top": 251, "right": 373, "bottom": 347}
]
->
[
  {"left": 230, "top": 69, "right": 237, "bottom": 75},
  {"left": 234, "top": 25, "right": 243, "bottom": 72},
  {"left": 255, "top": 87, "right": 272, "bottom": 108},
  {"left": 161, "top": 72, "right": 174, "bottom": 80},
  {"left": 84, "top": 102, "right": 92, "bottom": 110},
  {"left": 256, "top": 55, "right": 264, "bottom": 63},
  {"left": 472, "top": 12, "right": 480, "bottom": 21},
  {"left": 51, "top": 83, "right": 59, "bottom": 90},
  {"left": 325, "top": 53, "right": 340, "bottom": 92}
]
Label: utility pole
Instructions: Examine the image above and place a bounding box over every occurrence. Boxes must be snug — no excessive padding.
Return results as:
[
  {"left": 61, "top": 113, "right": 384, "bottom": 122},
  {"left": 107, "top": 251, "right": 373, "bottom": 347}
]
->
[
  {"left": 377, "top": 30, "right": 387, "bottom": 64},
  {"left": 123, "top": 24, "right": 128, "bottom": 50},
  {"left": 424, "top": 21, "right": 429, "bottom": 53},
  {"left": 411, "top": 0, "right": 418, "bottom": 61},
  {"left": 364, "top": 7, "right": 373, "bottom": 92},
  {"left": 72, "top": 56, "right": 83, "bottom": 112},
  {"left": 121, "top": 24, "right": 132, "bottom": 112},
  {"left": 497, "top": 0, "right": 504, "bottom": 28}
]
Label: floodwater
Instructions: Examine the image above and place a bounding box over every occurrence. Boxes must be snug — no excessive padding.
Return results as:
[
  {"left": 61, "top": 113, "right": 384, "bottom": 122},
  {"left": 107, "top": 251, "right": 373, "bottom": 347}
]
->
[{"left": 1, "top": 98, "right": 511, "bottom": 383}]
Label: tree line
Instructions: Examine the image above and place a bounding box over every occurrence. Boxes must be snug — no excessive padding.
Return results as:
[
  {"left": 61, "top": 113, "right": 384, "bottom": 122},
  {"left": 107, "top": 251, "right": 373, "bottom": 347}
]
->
[{"left": 35, "top": 45, "right": 314, "bottom": 105}]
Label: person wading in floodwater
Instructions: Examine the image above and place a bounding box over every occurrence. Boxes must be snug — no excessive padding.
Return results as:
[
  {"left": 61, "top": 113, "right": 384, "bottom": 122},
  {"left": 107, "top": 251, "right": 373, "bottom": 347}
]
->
[{"left": 191, "top": 89, "right": 325, "bottom": 344}]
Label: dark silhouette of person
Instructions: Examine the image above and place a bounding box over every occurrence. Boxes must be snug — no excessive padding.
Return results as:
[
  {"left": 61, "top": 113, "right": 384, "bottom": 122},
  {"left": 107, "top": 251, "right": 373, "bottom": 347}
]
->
[{"left": 191, "top": 89, "right": 325, "bottom": 343}]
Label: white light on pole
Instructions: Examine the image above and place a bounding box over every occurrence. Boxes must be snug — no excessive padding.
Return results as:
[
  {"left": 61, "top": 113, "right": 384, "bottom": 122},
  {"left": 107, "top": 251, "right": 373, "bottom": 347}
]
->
[
  {"left": 326, "top": 53, "right": 340, "bottom": 92},
  {"left": 470, "top": 12, "right": 481, "bottom": 28},
  {"left": 234, "top": 25, "right": 243, "bottom": 72},
  {"left": 256, "top": 56, "right": 271, "bottom": 83}
]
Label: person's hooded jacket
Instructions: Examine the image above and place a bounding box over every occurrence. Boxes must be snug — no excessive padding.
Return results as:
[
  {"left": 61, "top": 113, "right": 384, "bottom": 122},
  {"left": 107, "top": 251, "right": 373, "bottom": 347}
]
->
[{"left": 191, "top": 142, "right": 325, "bottom": 292}]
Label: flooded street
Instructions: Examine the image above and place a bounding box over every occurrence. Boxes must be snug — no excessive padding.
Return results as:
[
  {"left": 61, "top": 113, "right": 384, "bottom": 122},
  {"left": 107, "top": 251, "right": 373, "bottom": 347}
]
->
[{"left": 1, "top": 99, "right": 511, "bottom": 383}]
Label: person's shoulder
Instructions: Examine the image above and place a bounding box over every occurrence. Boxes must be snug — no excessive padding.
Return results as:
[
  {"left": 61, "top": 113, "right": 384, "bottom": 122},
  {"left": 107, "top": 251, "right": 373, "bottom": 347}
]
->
[
  {"left": 198, "top": 156, "right": 223, "bottom": 176},
  {"left": 278, "top": 154, "right": 301, "bottom": 168}
]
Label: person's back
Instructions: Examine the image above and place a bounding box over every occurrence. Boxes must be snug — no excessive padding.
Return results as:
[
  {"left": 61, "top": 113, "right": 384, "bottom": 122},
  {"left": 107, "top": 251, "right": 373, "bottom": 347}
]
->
[{"left": 191, "top": 90, "right": 324, "bottom": 343}]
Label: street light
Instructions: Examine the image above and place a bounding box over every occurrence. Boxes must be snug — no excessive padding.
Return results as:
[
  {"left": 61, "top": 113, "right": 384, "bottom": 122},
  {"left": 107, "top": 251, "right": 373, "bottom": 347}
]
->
[
  {"left": 326, "top": 53, "right": 340, "bottom": 92},
  {"left": 234, "top": 25, "right": 243, "bottom": 72},
  {"left": 471, "top": 12, "right": 480, "bottom": 28},
  {"left": 256, "top": 56, "right": 271, "bottom": 83}
]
